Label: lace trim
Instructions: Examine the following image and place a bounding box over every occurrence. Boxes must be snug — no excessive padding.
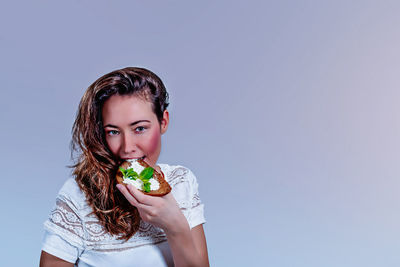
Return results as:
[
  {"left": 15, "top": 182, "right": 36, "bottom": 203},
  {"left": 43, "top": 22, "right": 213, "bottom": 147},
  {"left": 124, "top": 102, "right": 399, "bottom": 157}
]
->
[
  {"left": 167, "top": 166, "right": 189, "bottom": 186},
  {"left": 47, "top": 198, "right": 167, "bottom": 252},
  {"left": 192, "top": 193, "right": 201, "bottom": 209},
  {"left": 49, "top": 198, "right": 85, "bottom": 239},
  {"left": 167, "top": 166, "right": 202, "bottom": 209},
  {"left": 85, "top": 220, "right": 167, "bottom": 252},
  {"left": 94, "top": 239, "right": 168, "bottom": 252}
]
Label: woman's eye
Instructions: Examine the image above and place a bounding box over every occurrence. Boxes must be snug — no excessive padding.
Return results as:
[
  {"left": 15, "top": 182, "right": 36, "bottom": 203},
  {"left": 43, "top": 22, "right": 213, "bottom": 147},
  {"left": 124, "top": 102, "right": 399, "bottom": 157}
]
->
[
  {"left": 135, "top": 126, "right": 146, "bottom": 133},
  {"left": 106, "top": 130, "right": 119, "bottom": 136}
]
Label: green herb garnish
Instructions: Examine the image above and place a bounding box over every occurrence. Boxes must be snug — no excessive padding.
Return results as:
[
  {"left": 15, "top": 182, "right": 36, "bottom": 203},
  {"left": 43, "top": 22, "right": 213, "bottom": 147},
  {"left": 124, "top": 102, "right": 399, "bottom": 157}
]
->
[
  {"left": 140, "top": 167, "right": 154, "bottom": 181},
  {"left": 120, "top": 167, "right": 139, "bottom": 180},
  {"left": 120, "top": 165, "right": 154, "bottom": 192},
  {"left": 143, "top": 181, "right": 151, "bottom": 192}
]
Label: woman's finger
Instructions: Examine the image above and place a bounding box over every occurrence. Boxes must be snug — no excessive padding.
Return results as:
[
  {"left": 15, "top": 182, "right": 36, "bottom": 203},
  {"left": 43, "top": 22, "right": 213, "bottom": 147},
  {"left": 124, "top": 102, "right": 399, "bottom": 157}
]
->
[
  {"left": 126, "top": 184, "right": 156, "bottom": 206},
  {"left": 116, "top": 184, "right": 144, "bottom": 208}
]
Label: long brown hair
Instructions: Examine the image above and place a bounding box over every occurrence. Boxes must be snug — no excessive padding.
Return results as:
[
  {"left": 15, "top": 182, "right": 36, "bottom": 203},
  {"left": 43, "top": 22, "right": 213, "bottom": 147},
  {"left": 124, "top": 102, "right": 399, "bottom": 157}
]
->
[{"left": 70, "top": 67, "right": 169, "bottom": 240}]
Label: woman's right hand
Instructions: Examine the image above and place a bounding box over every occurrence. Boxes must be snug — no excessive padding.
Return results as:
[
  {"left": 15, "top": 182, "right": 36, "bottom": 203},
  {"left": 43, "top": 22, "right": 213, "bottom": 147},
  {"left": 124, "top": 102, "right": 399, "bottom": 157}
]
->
[{"left": 116, "top": 184, "right": 189, "bottom": 235}]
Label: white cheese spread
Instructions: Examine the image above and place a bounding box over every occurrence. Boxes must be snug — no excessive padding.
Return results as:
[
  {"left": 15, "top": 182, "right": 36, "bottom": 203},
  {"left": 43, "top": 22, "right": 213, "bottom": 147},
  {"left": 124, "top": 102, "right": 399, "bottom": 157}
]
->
[
  {"left": 122, "top": 159, "right": 160, "bottom": 191},
  {"left": 123, "top": 177, "right": 160, "bottom": 191},
  {"left": 127, "top": 159, "right": 146, "bottom": 174}
]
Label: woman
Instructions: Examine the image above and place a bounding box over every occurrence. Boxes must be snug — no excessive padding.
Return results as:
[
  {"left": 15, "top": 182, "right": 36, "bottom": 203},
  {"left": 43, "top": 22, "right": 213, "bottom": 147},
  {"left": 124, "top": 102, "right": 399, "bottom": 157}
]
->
[{"left": 40, "top": 67, "right": 209, "bottom": 266}]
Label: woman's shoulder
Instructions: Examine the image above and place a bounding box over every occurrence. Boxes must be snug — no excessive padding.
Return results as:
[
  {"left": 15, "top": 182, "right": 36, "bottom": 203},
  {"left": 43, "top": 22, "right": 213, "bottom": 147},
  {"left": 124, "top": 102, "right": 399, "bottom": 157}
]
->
[
  {"left": 158, "top": 163, "right": 205, "bottom": 228},
  {"left": 158, "top": 163, "right": 199, "bottom": 192},
  {"left": 56, "top": 178, "right": 87, "bottom": 209},
  {"left": 159, "top": 163, "right": 196, "bottom": 180}
]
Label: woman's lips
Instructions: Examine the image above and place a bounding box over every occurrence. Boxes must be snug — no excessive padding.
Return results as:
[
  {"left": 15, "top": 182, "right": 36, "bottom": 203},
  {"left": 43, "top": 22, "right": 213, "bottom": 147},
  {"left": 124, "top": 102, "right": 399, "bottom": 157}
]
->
[{"left": 121, "top": 155, "right": 146, "bottom": 160}]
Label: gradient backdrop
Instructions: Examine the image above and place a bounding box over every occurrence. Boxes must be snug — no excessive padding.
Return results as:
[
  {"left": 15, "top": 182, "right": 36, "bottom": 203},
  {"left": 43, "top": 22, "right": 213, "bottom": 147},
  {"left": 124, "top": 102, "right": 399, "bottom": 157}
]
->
[{"left": 1, "top": 1, "right": 399, "bottom": 266}]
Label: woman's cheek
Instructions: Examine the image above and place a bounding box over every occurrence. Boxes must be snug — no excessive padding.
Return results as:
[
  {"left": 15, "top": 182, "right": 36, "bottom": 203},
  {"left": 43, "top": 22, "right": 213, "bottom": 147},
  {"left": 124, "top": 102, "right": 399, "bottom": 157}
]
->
[
  {"left": 106, "top": 136, "right": 118, "bottom": 155},
  {"left": 147, "top": 129, "right": 161, "bottom": 154}
]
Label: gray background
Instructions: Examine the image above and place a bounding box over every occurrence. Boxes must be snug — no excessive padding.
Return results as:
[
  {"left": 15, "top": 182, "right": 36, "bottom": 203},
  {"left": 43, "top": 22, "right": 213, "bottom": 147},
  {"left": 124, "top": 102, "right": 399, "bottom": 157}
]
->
[{"left": 1, "top": 1, "right": 399, "bottom": 266}]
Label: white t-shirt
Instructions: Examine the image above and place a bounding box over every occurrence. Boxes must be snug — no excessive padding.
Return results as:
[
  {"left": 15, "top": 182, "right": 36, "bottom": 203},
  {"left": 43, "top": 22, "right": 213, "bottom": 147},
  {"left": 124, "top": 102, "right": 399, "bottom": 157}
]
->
[{"left": 41, "top": 164, "right": 206, "bottom": 267}]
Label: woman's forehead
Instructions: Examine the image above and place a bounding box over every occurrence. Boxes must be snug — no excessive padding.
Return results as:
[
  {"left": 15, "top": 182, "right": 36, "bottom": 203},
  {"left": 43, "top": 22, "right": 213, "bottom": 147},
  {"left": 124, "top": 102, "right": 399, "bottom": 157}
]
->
[{"left": 102, "top": 94, "right": 156, "bottom": 125}]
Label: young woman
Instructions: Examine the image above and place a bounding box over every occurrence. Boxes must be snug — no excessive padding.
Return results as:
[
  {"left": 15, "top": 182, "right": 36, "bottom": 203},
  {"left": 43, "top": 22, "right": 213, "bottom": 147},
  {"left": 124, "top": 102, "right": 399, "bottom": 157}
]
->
[{"left": 39, "top": 67, "right": 209, "bottom": 267}]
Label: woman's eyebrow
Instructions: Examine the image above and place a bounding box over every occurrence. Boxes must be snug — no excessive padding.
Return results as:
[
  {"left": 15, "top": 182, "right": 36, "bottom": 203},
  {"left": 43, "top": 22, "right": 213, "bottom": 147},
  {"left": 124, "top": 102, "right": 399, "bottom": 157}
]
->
[{"left": 103, "top": 120, "right": 151, "bottom": 128}]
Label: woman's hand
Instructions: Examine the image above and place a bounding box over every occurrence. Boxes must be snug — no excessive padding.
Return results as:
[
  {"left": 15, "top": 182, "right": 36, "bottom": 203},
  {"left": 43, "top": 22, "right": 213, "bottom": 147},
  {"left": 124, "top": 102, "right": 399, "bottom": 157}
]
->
[{"left": 116, "top": 183, "right": 188, "bottom": 235}]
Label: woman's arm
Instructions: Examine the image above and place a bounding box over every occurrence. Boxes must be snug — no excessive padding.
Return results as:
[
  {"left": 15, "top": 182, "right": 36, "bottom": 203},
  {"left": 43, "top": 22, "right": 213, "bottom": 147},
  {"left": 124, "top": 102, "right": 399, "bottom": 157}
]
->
[
  {"left": 117, "top": 184, "right": 209, "bottom": 267},
  {"left": 166, "top": 224, "right": 209, "bottom": 267},
  {"left": 191, "top": 225, "right": 209, "bottom": 265},
  {"left": 39, "top": 251, "right": 74, "bottom": 267}
]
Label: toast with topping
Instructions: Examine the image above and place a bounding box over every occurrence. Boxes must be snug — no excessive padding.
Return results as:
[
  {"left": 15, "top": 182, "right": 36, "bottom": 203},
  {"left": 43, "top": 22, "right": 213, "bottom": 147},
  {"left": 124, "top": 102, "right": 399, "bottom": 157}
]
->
[{"left": 116, "top": 158, "right": 171, "bottom": 196}]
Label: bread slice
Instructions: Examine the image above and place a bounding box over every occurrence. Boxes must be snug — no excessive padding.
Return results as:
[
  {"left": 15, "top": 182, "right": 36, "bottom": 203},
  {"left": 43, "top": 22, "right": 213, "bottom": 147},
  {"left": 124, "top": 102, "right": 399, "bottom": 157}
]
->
[{"left": 116, "top": 159, "right": 171, "bottom": 196}]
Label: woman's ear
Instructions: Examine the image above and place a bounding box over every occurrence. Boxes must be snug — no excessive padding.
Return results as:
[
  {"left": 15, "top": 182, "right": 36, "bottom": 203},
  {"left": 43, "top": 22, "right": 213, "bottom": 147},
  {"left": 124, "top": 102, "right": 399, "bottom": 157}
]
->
[{"left": 160, "top": 110, "right": 169, "bottom": 134}]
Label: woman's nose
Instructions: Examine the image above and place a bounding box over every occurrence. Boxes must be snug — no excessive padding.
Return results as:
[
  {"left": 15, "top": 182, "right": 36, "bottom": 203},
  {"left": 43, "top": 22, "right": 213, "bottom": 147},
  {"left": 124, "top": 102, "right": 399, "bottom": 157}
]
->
[{"left": 122, "top": 133, "right": 137, "bottom": 154}]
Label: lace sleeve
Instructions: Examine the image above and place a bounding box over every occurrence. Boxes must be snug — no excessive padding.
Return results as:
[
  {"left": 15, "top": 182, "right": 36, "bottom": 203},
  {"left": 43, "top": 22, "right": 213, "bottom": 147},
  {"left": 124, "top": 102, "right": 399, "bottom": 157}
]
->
[
  {"left": 42, "top": 194, "right": 85, "bottom": 263},
  {"left": 168, "top": 166, "right": 206, "bottom": 229},
  {"left": 186, "top": 169, "right": 206, "bottom": 228}
]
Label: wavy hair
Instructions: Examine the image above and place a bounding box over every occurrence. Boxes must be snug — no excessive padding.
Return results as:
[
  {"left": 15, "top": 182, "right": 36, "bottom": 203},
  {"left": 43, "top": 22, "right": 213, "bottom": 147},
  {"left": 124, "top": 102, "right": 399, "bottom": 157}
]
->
[{"left": 70, "top": 67, "right": 169, "bottom": 240}]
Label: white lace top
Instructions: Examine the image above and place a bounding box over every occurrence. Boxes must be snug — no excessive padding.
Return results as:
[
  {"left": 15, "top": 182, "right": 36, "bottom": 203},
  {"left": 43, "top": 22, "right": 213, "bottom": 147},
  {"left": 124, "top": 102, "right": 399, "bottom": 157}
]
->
[{"left": 41, "top": 164, "right": 206, "bottom": 267}]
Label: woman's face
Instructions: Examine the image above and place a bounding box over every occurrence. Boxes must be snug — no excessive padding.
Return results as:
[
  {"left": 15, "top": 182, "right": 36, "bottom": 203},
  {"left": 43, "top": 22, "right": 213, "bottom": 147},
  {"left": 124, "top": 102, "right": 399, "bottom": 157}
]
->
[{"left": 102, "top": 94, "right": 169, "bottom": 167}]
